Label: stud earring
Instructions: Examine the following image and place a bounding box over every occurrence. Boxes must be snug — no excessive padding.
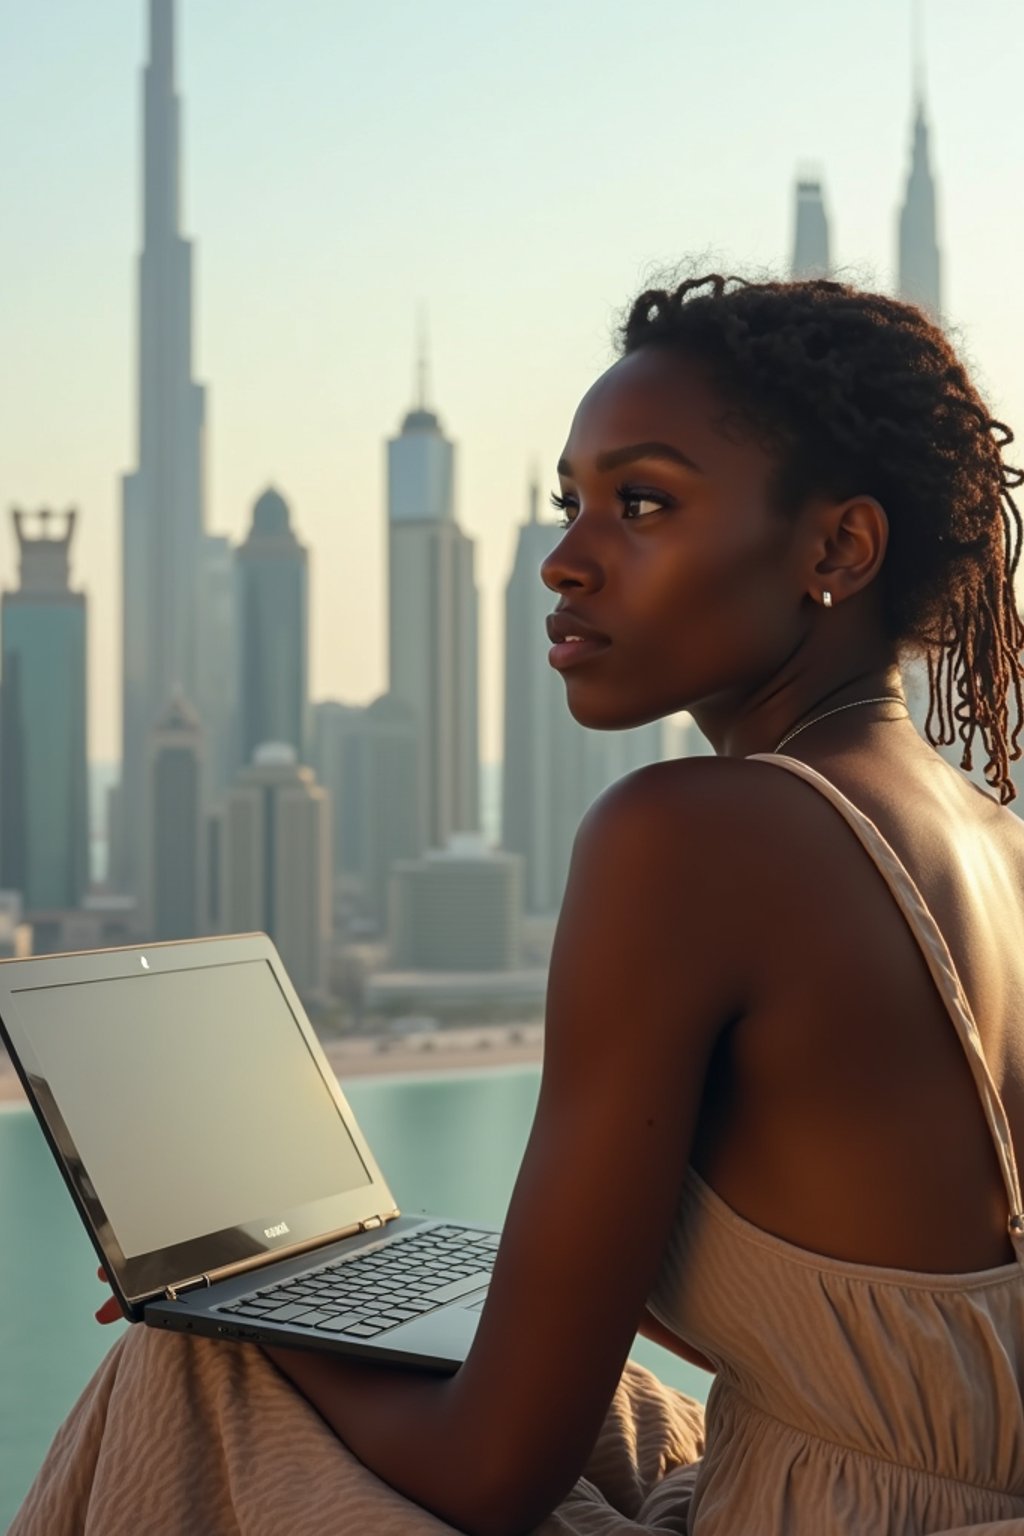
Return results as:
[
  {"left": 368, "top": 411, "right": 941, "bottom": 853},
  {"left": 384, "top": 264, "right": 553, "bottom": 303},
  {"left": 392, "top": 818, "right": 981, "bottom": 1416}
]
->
[{"left": 822, "top": 591, "right": 833, "bottom": 608}]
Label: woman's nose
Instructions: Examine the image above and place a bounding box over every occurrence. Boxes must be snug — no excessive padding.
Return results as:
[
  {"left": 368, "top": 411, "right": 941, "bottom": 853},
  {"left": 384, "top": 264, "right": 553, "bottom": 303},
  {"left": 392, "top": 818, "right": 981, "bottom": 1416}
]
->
[{"left": 540, "top": 525, "right": 605, "bottom": 595}]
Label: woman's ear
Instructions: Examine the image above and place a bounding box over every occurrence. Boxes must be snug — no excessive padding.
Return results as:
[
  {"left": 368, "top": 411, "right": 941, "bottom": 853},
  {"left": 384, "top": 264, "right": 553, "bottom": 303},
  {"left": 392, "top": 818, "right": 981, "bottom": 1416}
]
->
[{"left": 810, "top": 494, "right": 889, "bottom": 604}]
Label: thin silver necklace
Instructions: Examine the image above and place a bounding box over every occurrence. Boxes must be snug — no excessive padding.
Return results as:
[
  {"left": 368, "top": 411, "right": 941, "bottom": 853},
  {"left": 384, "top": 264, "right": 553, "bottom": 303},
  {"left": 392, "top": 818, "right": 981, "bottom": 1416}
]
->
[{"left": 773, "top": 694, "right": 907, "bottom": 754}]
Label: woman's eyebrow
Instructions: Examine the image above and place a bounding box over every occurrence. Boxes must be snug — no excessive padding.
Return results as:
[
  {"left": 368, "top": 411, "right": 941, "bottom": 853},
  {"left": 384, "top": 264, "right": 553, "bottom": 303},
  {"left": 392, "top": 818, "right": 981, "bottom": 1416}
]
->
[{"left": 556, "top": 441, "right": 705, "bottom": 477}]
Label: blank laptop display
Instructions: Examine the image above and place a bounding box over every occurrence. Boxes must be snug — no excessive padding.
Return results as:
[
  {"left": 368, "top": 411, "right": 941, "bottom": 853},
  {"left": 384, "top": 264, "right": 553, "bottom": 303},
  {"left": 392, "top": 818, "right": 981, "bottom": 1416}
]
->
[{"left": 0, "top": 936, "right": 500, "bottom": 1371}]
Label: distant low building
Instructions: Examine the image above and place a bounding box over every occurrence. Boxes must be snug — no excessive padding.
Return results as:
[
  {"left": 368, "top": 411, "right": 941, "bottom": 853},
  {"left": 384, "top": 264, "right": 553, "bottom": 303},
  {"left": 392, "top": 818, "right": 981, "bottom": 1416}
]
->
[
  {"left": 365, "top": 968, "right": 547, "bottom": 1017},
  {"left": 31, "top": 893, "right": 137, "bottom": 957},
  {"left": 0, "top": 892, "right": 32, "bottom": 960},
  {"left": 388, "top": 834, "right": 523, "bottom": 972}
]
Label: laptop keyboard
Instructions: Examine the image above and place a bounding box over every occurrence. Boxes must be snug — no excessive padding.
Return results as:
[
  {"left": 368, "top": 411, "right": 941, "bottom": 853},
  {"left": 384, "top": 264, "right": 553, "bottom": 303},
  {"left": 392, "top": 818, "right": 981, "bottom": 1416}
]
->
[{"left": 218, "top": 1224, "right": 499, "bottom": 1339}]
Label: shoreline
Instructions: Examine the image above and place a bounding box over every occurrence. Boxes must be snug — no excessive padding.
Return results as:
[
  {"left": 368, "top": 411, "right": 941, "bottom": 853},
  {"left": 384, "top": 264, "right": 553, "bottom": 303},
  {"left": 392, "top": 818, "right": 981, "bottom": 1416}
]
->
[{"left": 0, "top": 1024, "right": 544, "bottom": 1107}]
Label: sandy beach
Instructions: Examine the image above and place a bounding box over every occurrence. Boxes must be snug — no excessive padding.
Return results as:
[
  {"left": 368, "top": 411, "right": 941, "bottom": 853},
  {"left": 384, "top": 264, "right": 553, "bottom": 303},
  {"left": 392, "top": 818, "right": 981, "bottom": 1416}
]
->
[{"left": 0, "top": 1023, "right": 544, "bottom": 1107}]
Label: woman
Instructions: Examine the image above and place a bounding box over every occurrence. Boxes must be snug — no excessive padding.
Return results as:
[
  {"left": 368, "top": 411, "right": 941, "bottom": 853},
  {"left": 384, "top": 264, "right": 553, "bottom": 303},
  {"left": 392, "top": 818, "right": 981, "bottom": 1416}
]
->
[{"left": 13, "top": 273, "right": 1024, "bottom": 1535}]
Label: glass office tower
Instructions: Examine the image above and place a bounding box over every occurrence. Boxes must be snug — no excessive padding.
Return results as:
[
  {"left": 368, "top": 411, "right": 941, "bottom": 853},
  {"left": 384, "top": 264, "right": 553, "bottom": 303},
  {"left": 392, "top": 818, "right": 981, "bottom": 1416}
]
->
[{"left": 1, "top": 511, "right": 89, "bottom": 911}]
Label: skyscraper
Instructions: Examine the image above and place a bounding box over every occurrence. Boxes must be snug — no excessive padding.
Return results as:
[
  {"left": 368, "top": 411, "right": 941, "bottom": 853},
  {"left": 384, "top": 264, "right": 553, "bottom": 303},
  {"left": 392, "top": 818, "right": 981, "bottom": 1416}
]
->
[
  {"left": 502, "top": 477, "right": 665, "bottom": 915},
  {"left": 119, "top": 0, "right": 207, "bottom": 901},
  {"left": 238, "top": 488, "right": 309, "bottom": 765},
  {"left": 0, "top": 511, "right": 89, "bottom": 912},
  {"left": 196, "top": 534, "right": 240, "bottom": 805},
  {"left": 148, "top": 691, "right": 203, "bottom": 940},
  {"left": 312, "top": 694, "right": 421, "bottom": 934},
  {"left": 215, "top": 744, "right": 330, "bottom": 1004},
  {"left": 387, "top": 340, "right": 479, "bottom": 850},
  {"left": 897, "top": 35, "right": 942, "bottom": 320},
  {"left": 790, "top": 176, "right": 831, "bottom": 279}
]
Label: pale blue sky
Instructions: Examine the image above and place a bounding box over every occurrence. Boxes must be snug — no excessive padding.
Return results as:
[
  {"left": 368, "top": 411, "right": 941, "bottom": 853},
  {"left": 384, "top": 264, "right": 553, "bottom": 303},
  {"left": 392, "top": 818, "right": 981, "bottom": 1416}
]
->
[{"left": 3, "top": 1, "right": 1023, "bottom": 763}]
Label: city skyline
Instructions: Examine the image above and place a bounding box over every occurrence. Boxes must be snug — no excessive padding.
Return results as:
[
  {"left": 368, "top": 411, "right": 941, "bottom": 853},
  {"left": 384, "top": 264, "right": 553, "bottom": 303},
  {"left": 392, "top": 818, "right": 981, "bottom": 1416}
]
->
[{"left": 4, "top": 0, "right": 1024, "bottom": 765}]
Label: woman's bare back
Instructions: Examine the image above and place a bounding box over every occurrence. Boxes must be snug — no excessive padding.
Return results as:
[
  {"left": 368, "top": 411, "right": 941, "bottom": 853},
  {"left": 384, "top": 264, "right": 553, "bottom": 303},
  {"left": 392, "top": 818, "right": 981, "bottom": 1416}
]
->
[{"left": 688, "top": 724, "right": 1024, "bottom": 1275}]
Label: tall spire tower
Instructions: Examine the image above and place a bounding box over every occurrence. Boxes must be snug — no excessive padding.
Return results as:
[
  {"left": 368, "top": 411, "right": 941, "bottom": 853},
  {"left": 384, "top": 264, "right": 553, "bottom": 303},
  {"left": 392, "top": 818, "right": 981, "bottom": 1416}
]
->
[
  {"left": 386, "top": 334, "right": 480, "bottom": 850},
  {"left": 117, "top": 0, "right": 207, "bottom": 900},
  {"left": 897, "top": 1, "right": 942, "bottom": 320}
]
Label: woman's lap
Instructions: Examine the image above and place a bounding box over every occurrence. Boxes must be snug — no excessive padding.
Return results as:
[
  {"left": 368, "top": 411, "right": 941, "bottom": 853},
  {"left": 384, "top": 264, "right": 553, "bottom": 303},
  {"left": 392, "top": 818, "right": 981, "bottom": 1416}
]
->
[{"left": 9, "top": 1327, "right": 705, "bottom": 1535}]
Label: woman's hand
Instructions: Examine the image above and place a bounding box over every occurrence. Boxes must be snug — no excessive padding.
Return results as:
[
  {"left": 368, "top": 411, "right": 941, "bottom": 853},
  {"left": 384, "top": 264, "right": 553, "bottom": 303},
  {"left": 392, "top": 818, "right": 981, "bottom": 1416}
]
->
[{"left": 95, "top": 1266, "right": 126, "bottom": 1325}]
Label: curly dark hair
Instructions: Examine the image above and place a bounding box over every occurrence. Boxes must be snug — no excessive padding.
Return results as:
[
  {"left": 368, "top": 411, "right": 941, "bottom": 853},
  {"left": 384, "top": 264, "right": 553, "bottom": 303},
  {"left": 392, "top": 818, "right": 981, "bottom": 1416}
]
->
[{"left": 618, "top": 273, "right": 1024, "bottom": 803}]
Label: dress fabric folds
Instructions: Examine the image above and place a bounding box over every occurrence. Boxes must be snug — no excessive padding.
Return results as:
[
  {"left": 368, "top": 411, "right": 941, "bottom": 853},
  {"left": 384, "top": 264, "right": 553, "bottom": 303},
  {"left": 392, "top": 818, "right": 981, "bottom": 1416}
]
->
[{"left": 8, "top": 1335, "right": 705, "bottom": 1536}]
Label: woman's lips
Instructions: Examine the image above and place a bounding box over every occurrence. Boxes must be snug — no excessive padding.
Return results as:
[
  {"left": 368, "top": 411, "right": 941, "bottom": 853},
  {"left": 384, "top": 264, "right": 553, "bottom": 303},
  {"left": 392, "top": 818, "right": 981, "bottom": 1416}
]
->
[{"left": 548, "top": 637, "right": 612, "bottom": 671}]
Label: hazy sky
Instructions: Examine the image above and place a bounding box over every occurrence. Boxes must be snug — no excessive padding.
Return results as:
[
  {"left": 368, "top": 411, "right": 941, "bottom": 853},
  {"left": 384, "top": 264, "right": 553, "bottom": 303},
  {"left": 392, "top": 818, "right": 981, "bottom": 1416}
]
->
[{"left": 4, "top": 1, "right": 1024, "bottom": 765}]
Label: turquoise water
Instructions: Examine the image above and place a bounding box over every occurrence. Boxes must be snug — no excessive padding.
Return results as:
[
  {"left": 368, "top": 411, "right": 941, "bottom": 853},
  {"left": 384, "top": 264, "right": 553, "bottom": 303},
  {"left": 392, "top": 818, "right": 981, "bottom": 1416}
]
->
[{"left": 0, "top": 1067, "right": 709, "bottom": 1529}]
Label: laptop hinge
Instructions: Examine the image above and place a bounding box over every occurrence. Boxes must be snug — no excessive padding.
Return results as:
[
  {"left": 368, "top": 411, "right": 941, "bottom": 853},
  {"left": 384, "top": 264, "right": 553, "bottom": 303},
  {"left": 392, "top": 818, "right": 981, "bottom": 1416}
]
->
[
  {"left": 164, "top": 1273, "right": 211, "bottom": 1302},
  {"left": 161, "top": 1209, "right": 400, "bottom": 1301}
]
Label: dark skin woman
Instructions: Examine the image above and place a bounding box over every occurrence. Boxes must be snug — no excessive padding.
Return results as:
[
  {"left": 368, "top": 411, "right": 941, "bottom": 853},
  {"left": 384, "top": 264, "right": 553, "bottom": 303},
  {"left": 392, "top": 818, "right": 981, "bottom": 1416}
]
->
[{"left": 93, "top": 276, "right": 1024, "bottom": 1535}]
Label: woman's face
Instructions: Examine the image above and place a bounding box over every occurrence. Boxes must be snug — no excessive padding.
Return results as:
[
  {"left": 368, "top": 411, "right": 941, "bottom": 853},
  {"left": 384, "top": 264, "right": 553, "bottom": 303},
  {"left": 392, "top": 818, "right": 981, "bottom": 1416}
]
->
[{"left": 540, "top": 345, "right": 813, "bottom": 733}]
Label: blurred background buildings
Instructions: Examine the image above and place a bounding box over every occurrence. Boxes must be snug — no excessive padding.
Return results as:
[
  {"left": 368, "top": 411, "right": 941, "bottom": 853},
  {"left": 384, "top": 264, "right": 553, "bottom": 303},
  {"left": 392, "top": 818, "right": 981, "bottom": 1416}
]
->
[{"left": 2, "top": 0, "right": 1020, "bottom": 1022}]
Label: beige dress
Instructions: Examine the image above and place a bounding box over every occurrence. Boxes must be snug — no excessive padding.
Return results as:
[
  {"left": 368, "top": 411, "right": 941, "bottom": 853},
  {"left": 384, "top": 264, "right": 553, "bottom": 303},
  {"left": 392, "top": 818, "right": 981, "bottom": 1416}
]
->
[
  {"left": 647, "top": 754, "right": 1024, "bottom": 1533},
  {"left": 9, "top": 754, "right": 1024, "bottom": 1534}
]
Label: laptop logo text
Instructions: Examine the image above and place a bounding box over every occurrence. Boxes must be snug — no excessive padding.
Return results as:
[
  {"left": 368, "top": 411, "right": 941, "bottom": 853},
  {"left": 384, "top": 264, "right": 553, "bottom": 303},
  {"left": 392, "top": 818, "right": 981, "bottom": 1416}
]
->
[{"left": 264, "top": 1222, "right": 289, "bottom": 1239}]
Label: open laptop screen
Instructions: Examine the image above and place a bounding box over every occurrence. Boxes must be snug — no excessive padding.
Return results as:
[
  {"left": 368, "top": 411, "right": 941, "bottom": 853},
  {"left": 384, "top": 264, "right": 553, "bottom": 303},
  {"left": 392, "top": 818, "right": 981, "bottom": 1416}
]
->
[{"left": 11, "top": 958, "right": 372, "bottom": 1260}]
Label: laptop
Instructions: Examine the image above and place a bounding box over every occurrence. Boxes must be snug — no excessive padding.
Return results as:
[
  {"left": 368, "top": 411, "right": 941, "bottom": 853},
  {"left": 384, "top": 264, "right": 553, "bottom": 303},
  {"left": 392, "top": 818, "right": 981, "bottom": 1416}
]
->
[{"left": 0, "top": 933, "right": 502, "bottom": 1371}]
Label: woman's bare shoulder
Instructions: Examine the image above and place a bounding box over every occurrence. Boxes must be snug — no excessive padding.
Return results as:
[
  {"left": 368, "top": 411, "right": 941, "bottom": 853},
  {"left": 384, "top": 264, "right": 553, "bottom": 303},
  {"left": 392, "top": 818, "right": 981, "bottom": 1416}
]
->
[{"left": 581, "top": 751, "right": 830, "bottom": 859}]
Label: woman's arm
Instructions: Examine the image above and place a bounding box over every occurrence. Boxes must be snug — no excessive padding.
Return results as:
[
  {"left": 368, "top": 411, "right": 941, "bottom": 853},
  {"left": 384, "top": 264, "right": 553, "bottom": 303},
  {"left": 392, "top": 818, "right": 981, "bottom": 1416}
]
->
[
  {"left": 636, "top": 1305, "right": 717, "bottom": 1375},
  {"left": 261, "top": 762, "right": 747, "bottom": 1536}
]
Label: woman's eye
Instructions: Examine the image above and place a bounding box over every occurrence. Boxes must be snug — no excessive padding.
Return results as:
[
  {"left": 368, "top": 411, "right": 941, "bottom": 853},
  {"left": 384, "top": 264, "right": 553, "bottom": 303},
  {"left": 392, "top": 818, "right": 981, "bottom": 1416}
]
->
[
  {"left": 549, "top": 487, "right": 669, "bottom": 528},
  {"left": 549, "top": 491, "right": 576, "bottom": 528},
  {"left": 620, "top": 494, "right": 664, "bottom": 519}
]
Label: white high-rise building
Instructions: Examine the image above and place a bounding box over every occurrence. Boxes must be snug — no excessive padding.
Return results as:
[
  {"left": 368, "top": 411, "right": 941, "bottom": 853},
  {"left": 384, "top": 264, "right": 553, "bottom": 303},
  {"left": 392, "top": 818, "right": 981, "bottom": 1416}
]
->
[
  {"left": 387, "top": 339, "right": 479, "bottom": 851},
  {"left": 790, "top": 175, "right": 831, "bottom": 279},
  {"left": 216, "top": 745, "right": 331, "bottom": 1005},
  {"left": 119, "top": 0, "right": 207, "bottom": 901}
]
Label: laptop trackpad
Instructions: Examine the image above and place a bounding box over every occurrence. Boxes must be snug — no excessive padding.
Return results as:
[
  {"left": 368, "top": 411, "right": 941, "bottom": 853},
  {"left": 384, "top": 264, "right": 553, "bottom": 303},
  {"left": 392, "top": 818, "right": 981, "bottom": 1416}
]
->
[{"left": 389, "top": 1290, "right": 487, "bottom": 1364}]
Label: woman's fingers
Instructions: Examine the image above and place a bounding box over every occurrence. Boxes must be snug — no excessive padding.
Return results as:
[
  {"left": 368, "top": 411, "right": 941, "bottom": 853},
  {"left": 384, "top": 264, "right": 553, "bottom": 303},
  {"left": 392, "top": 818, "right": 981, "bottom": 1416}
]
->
[
  {"left": 94, "top": 1265, "right": 123, "bottom": 1322},
  {"left": 95, "top": 1294, "right": 123, "bottom": 1325}
]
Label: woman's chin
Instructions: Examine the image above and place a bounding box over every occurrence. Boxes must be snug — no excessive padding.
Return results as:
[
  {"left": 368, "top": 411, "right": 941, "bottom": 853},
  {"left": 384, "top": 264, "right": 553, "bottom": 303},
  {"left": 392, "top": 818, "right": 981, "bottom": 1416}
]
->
[{"left": 561, "top": 694, "right": 666, "bottom": 734}]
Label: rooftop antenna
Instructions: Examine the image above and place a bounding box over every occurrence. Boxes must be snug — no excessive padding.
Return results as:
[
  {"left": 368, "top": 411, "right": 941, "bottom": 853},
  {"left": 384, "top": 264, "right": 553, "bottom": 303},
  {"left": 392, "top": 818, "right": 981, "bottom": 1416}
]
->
[
  {"left": 913, "top": 0, "right": 926, "bottom": 111},
  {"left": 415, "top": 303, "right": 430, "bottom": 409}
]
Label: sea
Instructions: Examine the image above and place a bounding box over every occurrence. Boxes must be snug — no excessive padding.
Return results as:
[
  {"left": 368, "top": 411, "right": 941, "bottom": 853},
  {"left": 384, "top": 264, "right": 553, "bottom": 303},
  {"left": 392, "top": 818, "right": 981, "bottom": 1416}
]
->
[{"left": 0, "top": 1067, "right": 708, "bottom": 1528}]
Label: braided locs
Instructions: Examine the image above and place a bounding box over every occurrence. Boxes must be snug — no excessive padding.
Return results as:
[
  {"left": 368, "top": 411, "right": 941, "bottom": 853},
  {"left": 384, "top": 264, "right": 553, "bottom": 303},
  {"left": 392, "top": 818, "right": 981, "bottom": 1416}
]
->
[{"left": 619, "top": 274, "right": 1024, "bottom": 803}]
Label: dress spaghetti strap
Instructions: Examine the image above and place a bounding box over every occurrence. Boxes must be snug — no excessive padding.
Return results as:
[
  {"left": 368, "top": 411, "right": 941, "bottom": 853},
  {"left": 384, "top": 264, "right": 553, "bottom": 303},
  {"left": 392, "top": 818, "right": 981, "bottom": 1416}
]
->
[{"left": 746, "top": 751, "right": 1024, "bottom": 1250}]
